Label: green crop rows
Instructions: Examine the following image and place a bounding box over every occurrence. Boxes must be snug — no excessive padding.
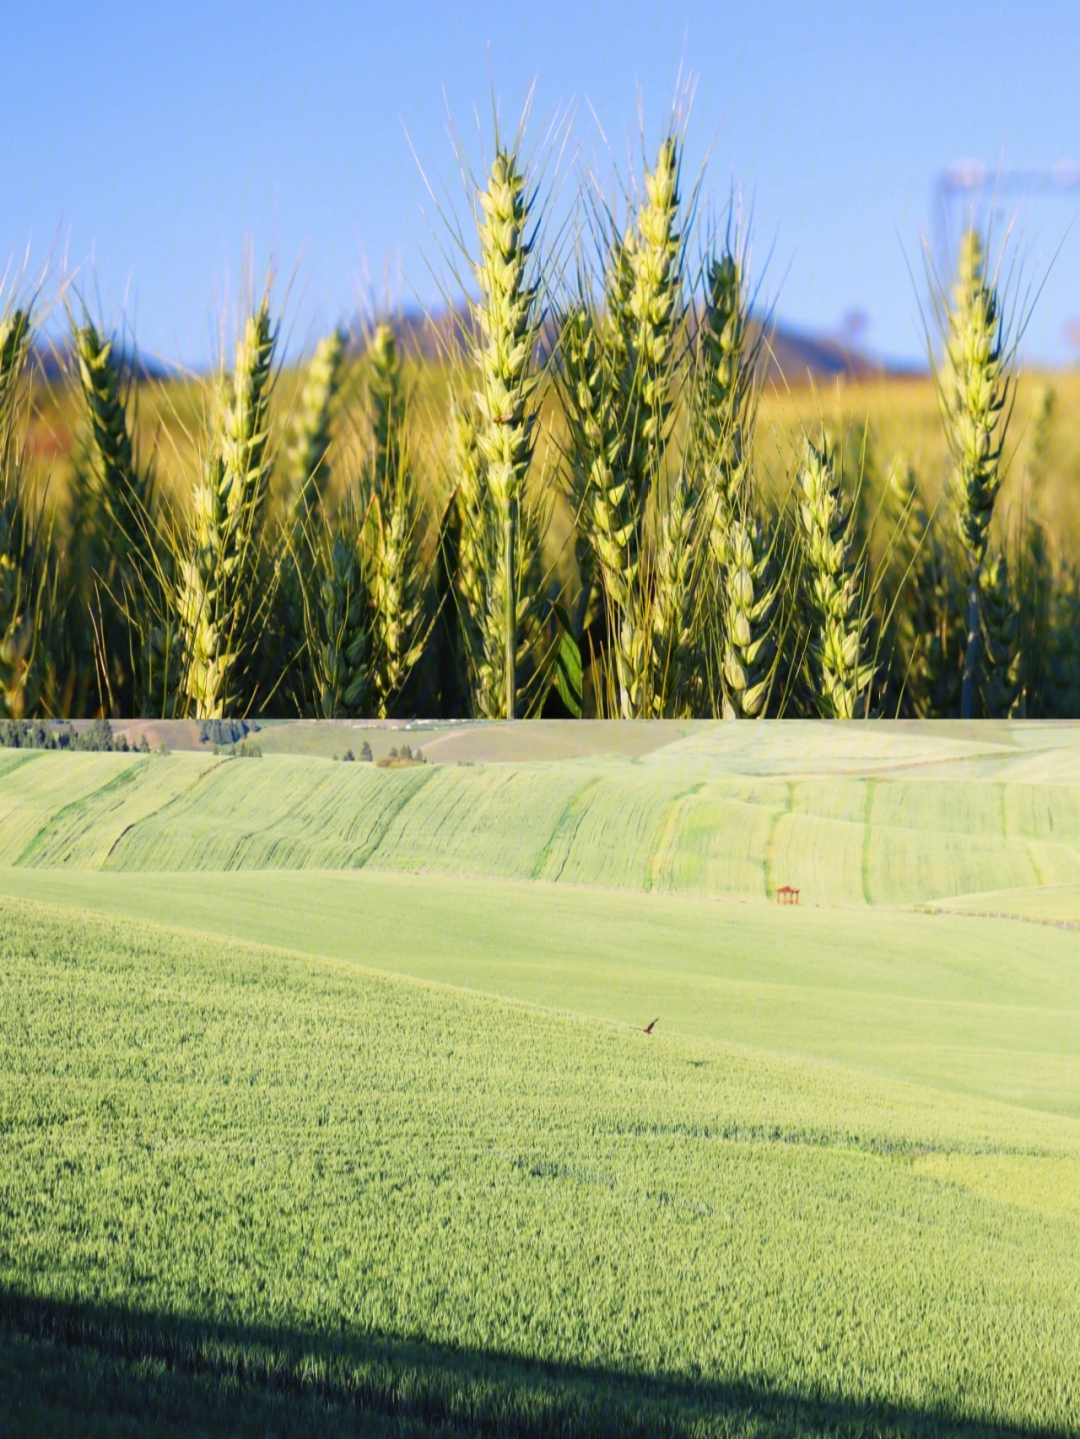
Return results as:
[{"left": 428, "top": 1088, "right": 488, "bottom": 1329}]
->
[
  {"left": 3, "top": 722, "right": 1080, "bottom": 1434},
  {"left": 3, "top": 896, "right": 1080, "bottom": 1437}
]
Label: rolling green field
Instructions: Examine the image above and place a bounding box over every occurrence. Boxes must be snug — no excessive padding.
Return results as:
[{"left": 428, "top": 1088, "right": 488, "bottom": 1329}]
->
[{"left": 3, "top": 721, "right": 1080, "bottom": 1435}]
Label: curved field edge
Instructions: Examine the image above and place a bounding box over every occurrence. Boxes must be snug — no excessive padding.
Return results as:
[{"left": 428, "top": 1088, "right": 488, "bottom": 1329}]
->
[
  {"left": 3, "top": 865, "right": 1080, "bottom": 1120},
  {"left": 1, "top": 895, "right": 1079, "bottom": 1437},
  {"left": 7, "top": 749, "right": 1080, "bottom": 911}
]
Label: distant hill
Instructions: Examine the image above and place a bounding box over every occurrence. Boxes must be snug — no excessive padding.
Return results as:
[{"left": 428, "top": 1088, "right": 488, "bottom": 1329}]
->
[
  {"left": 29, "top": 337, "right": 175, "bottom": 384},
  {"left": 365, "top": 304, "right": 923, "bottom": 385},
  {"left": 28, "top": 313, "right": 922, "bottom": 387},
  {"left": 759, "top": 321, "right": 924, "bottom": 385}
]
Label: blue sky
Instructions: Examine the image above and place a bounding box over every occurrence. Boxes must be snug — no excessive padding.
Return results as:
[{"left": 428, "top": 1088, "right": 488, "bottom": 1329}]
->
[{"left": 4, "top": 0, "right": 1079, "bottom": 366}]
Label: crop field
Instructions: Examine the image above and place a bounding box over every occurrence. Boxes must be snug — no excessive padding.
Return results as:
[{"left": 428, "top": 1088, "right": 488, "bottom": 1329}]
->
[
  {"left": 2, "top": 719, "right": 1080, "bottom": 1435},
  {"left": 3, "top": 897, "right": 1080, "bottom": 1438}
]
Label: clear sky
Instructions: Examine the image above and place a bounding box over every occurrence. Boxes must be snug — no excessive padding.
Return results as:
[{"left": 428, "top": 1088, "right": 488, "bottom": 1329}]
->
[{"left": 4, "top": 0, "right": 1079, "bottom": 366}]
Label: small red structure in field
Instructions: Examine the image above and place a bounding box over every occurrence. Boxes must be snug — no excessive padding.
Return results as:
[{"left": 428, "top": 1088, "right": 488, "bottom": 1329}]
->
[{"left": 776, "top": 886, "right": 800, "bottom": 905}]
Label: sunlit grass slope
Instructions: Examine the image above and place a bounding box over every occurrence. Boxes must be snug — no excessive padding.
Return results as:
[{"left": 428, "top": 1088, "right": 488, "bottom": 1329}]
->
[
  {"left": 3, "top": 866, "right": 1079, "bottom": 1119},
  {"left": 2, "top": 896, "right": 1079, "bottom": 1438}
]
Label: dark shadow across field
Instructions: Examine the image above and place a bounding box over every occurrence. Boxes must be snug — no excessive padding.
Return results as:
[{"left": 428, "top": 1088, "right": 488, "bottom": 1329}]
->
[{"left": 0, "top": 1289, "right": 1067, "bottom": 1439}]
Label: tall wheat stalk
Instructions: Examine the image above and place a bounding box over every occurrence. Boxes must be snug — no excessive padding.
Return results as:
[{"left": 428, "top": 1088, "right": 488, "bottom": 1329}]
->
[
  {"left": 797, "top": 438, "right": 873, "bottom": 718},
  {"left": 882, "top": 456, "right": 960, "bottom": 718},
  {"left": 0, "top": 306, "right": 43, "bottom": 719},
  {"left": 175, "top": 296, "right": 276, "bottom": 718},
  {"left": 73, "top": 320, "right": 171, "bottom": 714},
  {"left": 468, "top": 143, "right": 541, "bottom": 719},
  {"left": 936, "top": 229, "right": 1013, "bottom": 719},
  {"left": 280, "top": 329, "right": 345, "bottom": 708},
  {"left": 580, "top": 135, "right": 684, "bottom": 718},
  {"left": 287, "top": 328, "right": 344, "bottom": 522},
  {"left": 305, "top": 498, "right": 369, "bottom": 718},
  {"left": 363, "top": 323, "right": 425, "bottom": 716}
]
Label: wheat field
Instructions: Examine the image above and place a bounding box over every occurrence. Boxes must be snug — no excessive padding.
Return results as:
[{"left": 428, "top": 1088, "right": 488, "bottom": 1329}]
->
[
  {"left": 4, "top": 722, "right": 1080, "bottom": 1433},
  {"left": 5, "top": 118, "right": 1079, "bottom": 723}
]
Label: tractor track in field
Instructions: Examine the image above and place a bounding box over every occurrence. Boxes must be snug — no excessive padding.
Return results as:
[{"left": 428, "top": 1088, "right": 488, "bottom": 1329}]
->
[{"left": 922, "top": 905, "right": 1080, "bottom": 932}]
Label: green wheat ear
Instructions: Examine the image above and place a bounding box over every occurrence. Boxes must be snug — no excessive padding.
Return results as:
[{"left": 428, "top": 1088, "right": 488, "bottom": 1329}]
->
[
  {"left": 594, "top": 134, "right": 685, "bottom": 719},
  {"left": 368, "top": 322, "right": 403, "bottom": 497},
  {"left": 470, "top": 142, "right": 541, "bottom": 719},
  {"left": 276, "top": 330, "right": 346, "bottom": 714},
  {"left": 176, "top": 296, "right": 277, "bottom": 719},
  {"left": 0, "top": 309, "right": 31, "bottom": 451},
  {"left": 287, "top": 328, "right": 344, "bottom": 521},
  {"left": 0, "top": 306, "right": 43, "bottom": 719},
  {"left": 696, "top": 249, "right": 752, "bottom": 570},
  {"left": 558, "top": 302, "right": 607, "bottom": 636},
  {"left": 797, "top": 437, "right": 874, "bottom": 719},
  {"left": 308, "top": 500, "right": 369, "bottom": 719},
  {"left": 937, "top": 229, "right": 1014, "bottom": 718},
  {"left": 362, "top": 323, "right": 425, "bottom": 718},
  {"left": 74, "top": 321, "right": 171, "bottom": 710},
  {"left": 941, "top": 231, "right": 1008, "bottom": 571},
  {"left": 688, "top": 239, "right": 763, "bottom": 717},
  {"left": 722, "top": 509, "right": 778, "bottom": 719}
]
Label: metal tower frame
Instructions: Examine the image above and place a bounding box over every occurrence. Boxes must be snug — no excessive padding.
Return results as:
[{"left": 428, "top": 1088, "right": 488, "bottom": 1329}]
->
[{"left": 932, "top": 161, "right": 1080, "bottom": 282}]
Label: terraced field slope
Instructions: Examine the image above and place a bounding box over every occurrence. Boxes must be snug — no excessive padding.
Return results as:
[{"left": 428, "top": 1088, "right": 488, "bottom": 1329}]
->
[{"left": 6, "top": 722, "right": 1080, "bottom": 908}]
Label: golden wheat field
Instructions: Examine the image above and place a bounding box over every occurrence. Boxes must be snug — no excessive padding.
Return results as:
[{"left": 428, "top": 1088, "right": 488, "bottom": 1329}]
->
[{"left": 24, "top": 365, "right": 1080, "bottom": 547}]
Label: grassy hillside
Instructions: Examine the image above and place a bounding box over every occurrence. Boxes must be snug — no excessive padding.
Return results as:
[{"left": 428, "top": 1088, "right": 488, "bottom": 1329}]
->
[
  {"left": 3, "top": 897, "right": 1079, "bottom": 1437},
  {"left": 2, "top": 867, "right": 1078, "bottom": 1119}
]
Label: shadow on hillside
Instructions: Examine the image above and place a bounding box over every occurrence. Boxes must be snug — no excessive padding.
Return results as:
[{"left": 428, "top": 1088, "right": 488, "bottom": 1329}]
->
[{"left": 0, "top": 1287, "right": 1066, "bottom": 1439}]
